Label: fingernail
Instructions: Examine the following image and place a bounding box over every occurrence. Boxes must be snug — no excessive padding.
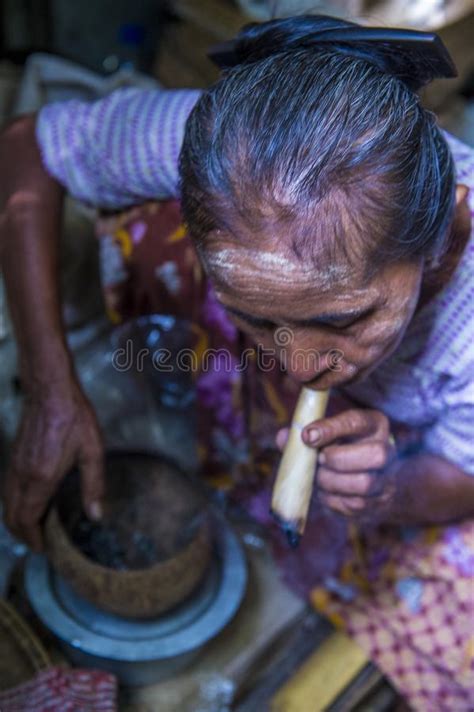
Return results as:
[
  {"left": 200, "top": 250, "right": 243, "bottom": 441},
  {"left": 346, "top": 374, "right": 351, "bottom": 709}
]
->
[
  {"left": 88, "top": 501, "right": 103, "bottom": 521},
  {"left": 306, "top": 428, "right": 320, "bottom": 444}
]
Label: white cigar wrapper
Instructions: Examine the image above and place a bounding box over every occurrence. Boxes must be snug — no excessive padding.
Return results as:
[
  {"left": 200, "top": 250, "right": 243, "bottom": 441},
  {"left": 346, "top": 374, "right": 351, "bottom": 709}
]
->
[{"left": 271, "top": 387, "right": 330, "bottom": 545}]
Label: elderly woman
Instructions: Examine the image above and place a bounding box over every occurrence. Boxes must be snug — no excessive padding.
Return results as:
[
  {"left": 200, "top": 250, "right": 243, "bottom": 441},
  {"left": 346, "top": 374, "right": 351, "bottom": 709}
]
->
[{"left": 0, "top": 15, "right": 473, "bottom": 710}]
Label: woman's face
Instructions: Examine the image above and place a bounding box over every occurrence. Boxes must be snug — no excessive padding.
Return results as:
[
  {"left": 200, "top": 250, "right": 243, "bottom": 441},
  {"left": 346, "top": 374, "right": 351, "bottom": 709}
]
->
[{"left": 202, "top": 236, "right": 424, "bottom": 390}]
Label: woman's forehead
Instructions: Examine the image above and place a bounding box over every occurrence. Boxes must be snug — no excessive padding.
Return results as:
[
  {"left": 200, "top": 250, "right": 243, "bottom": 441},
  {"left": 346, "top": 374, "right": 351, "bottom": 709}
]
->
[
  {"left": 199, "top": 236, "right": 425, "bottom": 325},
  {"left": 202, "top": 242, "right": 362, "bottom": 296}
]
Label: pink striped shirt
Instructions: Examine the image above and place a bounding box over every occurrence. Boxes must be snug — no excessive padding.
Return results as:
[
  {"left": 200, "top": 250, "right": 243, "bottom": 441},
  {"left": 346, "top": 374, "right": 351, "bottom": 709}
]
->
[{"left": 36, "top": 89, "right": 474, "bottom": 474}]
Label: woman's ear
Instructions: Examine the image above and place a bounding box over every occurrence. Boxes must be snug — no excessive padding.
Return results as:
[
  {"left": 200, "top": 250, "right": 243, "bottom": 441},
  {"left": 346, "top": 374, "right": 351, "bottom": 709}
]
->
[
  {"left": 422, "top": 183, "right": 470, "bottom": 292},
  {"left": 454, "top": 184, "right": 471, "bottom": 237},
  {"left": 447, "top": 184, "right": 471, "bottom": 271},
  {"left": 455, "top": 184, "right": 469, "bottom": 206}
]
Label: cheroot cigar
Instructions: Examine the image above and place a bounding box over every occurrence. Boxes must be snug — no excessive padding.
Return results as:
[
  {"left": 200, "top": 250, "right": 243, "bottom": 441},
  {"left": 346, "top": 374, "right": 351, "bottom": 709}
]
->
[{"left": 271, "top": 387, "right": 329, "bottom": 547}]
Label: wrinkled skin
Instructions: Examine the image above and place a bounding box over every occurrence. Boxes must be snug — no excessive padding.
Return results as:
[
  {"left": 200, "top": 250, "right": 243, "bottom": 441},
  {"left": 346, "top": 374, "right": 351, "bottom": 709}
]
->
[
  {"left": 200, "top": 185, "right": 472, "bottom": 521},
  {"left": 0, "top": 115, "right": 105, "bottom": 550},
  {"left": 4, "top": 380, "right": 104, "bottom": 551}
]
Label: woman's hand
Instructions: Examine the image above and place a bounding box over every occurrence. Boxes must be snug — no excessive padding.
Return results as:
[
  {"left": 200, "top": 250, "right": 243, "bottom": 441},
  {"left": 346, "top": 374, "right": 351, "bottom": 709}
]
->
[
  {"left": 277, "top": 408, "right": 397, "bottom": 520},
  {"left": 4, "top": 379, "right": 105, "bottom": 551}
]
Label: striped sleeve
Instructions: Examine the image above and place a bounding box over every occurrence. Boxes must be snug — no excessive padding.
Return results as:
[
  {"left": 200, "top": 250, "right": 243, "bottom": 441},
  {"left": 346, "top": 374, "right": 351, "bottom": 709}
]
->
[
  {"left": 423, "top": 374, "right": 474, "bottom": 475},
  {"left": 424, "top": 133, "right": 474, "bottom": 475},
  {"left": 35, "top": 87, "right": 202, "bottom": 209}
]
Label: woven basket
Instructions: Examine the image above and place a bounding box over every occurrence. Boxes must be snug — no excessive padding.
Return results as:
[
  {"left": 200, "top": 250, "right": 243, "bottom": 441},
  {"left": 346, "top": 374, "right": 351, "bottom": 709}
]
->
[{"left": 44, "top": 452, "right": 212, "bottom": 618}]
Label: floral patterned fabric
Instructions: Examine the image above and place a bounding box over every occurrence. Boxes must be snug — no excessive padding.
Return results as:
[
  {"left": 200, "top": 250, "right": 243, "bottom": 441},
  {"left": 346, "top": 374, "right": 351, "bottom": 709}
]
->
[
  {"left": 96, "top": 200, "right": 474, "bottom": 712},
  {"left": 96, "top": 199, "right": 301, "bottom": 487}
]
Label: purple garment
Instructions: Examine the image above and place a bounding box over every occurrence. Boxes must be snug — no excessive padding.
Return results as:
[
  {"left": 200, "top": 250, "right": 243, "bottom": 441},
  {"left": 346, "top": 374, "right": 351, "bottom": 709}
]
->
[{"left": 36, "top": 87, "right": 202, "bottom": 208}]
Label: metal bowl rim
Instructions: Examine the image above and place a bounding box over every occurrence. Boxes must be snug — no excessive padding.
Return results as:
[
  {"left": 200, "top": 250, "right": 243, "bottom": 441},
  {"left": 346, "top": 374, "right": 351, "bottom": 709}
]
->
[{"left": 25, "top": 513, "right": 247, "bottom": 662}]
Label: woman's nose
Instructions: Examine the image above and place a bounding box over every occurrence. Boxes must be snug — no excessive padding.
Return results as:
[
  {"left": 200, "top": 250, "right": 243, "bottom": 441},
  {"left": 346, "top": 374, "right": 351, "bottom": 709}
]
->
[
  {"left": 271, "top": 328, "right": 348, "bottom": 382},
  {"left": 286, "top": 351, "right": 356, "bottom": 387},
  {"left": 285, "top": 356, "right": 328, "bottom": 383},
  {"left": 281, "top": 342, "right": 329, "bottom": 382},
  {"left": 282, "top": 340, "right": 349, "bottom": 382}
]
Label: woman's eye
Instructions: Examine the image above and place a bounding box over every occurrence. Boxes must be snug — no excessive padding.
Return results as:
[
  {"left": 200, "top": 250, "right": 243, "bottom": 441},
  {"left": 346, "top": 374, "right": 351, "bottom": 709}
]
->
[
  {"left": 313, "top": 317, "right": 354, "bottom": 330},
  {"left": 251, "top": 320, "right": 275, "bottom": 332},
  {"left": 325, "top": 318, "right": 357, "bottom": 330},
  {"left": 234, "top": 314, "right": 274, "bottom": 331},
  {"left": 318, "top": 311, "right": 374, "bottom": 330}
]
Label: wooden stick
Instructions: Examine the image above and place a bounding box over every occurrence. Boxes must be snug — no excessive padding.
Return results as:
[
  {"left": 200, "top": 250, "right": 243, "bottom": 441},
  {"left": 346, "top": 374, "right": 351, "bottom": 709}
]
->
[{"left": 271, "top": 387, "right": 329, "bottom": 547}]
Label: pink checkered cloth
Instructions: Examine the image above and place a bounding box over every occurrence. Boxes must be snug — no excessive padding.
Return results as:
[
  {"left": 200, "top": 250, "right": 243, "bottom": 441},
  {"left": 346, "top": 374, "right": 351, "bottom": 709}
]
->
[
  {"left": 0, "top": 667, "right": 117, "bottom": 712},
  {"left": 311, "top": 519, "right": 474, "bottom": 712}
]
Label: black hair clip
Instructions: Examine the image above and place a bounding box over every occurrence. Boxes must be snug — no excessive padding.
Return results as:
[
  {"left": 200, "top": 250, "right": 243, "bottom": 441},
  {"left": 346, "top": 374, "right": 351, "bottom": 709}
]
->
[
  {"left": 207, "top": 40, "right": 240, "bottom": 69},
  {"left": 208, "top": 25, "right": 457, "bottom": 81}
]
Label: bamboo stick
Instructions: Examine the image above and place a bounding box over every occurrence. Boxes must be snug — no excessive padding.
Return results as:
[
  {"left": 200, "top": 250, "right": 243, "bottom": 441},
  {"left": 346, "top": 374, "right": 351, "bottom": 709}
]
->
[{"left": 271, "top": 387, "right": 329, "bottom": 547}]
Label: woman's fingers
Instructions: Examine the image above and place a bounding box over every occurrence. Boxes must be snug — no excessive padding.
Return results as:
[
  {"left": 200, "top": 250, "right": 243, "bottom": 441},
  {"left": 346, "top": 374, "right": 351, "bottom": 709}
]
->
[
  {"left": 3, "top": 379, "right": 105, "bottom": 550},
  {"left": 317, "top": 466, "right": 376, "bottom": 497},
  {"left": 275, "top": 407, "right": 397, "bottom": 521},
  {"left": 319, "top": 493, "right": 368, "bottom": 517},
  {"left": 318, "top": 465, "right": 397, "bottom": 517},
  {"left": 276, "top": 408, "right": 390, "bottom": 457},
  {"left": 302, "top": 408, "right": 389, "bottom": 448},
  {"left": 320, "top": 440, "right": 395, "bottom": 472},
  {"left": 6, "top": 464, "right": 55, "bottom": 551},
  {"left": 16, "top": 477, "right": 53, "bottom": 551}
]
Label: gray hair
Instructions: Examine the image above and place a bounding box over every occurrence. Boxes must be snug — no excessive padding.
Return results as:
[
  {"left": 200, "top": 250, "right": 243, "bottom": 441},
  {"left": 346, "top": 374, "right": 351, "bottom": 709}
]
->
[{"left": 179, "top": 16, "right": 456, "bottom": 274}]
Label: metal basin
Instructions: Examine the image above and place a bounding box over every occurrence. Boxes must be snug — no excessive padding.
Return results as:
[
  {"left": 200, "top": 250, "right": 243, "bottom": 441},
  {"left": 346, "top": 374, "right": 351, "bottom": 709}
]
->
[
  {"left": 44, "top": 452, "right": 212, "bottom": 619},
  {"left": 25, "top": 514, "right": 247, "bottom": 686}
]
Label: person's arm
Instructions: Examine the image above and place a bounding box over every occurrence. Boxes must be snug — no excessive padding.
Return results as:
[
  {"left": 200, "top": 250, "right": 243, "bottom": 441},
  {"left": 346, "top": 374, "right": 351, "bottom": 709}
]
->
[
  {"left": 386, "top": 453, "right": 474, "bottom": 524},
  {"left": 310, "top": 409, "right": 474, "bottom": 524},
  {"left": 0, "top": 88, "right": 201, "bottom": 550},
  {"left": 0, "top": 114, "right": 104, "bottom": 550}
]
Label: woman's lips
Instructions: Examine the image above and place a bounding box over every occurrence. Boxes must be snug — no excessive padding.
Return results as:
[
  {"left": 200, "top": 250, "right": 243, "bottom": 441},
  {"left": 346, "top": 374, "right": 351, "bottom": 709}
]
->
[
  {"left": 303, "top": 356, "right": 384, "bottom": 390},
  {"left": 284, "top": 331, "right": 404, "bottom": 390},
  {"left": 303, "top": 369, "right": 360, "bottom": 391}
]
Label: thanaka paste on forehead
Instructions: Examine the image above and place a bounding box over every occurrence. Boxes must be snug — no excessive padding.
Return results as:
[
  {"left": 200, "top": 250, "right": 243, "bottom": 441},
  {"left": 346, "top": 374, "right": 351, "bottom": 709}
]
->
[{"left": 203, "top": 246, "right": 357, "bottom": 291}]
